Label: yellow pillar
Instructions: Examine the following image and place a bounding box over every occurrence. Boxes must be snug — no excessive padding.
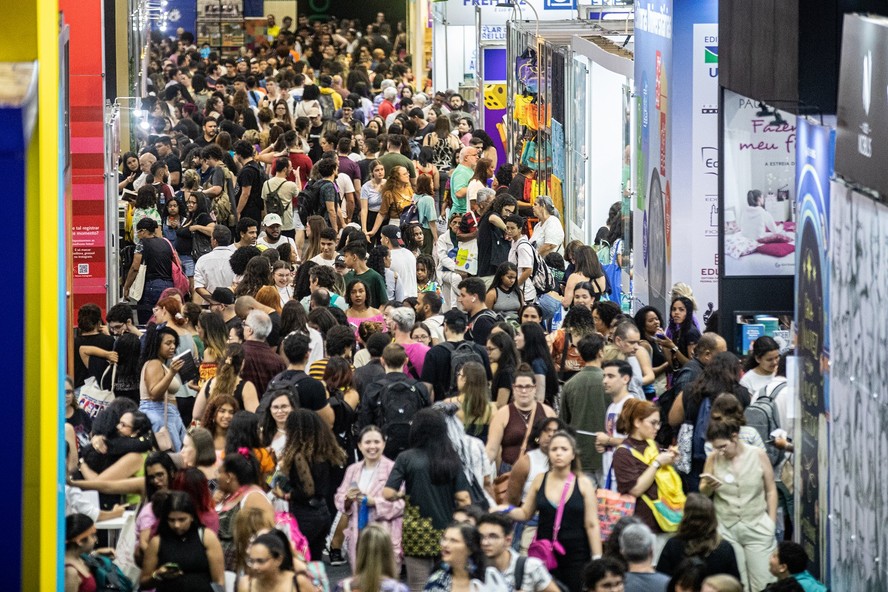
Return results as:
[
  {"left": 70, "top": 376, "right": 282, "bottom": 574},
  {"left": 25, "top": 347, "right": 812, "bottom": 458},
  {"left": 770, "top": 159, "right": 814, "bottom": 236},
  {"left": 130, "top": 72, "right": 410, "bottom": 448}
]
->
[{"left": 2, "top": 0, "right": 64, "bottom": 589}]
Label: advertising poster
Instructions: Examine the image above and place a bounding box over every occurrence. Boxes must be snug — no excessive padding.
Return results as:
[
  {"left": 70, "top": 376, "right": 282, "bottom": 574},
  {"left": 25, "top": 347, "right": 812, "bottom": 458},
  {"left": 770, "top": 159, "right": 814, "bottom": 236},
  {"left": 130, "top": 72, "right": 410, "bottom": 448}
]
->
[
  {"left": 570, "top": 54, "right": 589, "bottom": 242},
  {"left": 481, "top": 47, "right": 508, "bottom": 168},
  {"left": 722, "top": 90, "right": 797, "bottom": 276},
  {"left": 794, "top": 118, "right": 833, "bottom": 582},
  {"left": 633, "top": 0, "right": 673, "bottom": 315},
  {"left": 165, "top": 0, "right": 198, "bottom": 36},
  {"left": 829, "top": 184, "right": 888, "bottom": 590},
  {"left": 835, "top": 15, "right": 888, "bottom": 198}
]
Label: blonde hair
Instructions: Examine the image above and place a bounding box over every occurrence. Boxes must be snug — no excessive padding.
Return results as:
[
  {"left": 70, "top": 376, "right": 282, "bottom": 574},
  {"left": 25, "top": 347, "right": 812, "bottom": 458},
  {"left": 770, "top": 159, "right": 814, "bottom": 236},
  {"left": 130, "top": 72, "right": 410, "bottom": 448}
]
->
[
  {"left": 701, "top": 575, "right": 742, "bottom": 592},
  {"left": 353, "top": 525, "right": 398, "bottom": 592},
  {"left": 233, "top": 507, "right": 275, "bottom": 573},
  {"left": 601, "top": 344, "right": 625, "bottom": 362}
]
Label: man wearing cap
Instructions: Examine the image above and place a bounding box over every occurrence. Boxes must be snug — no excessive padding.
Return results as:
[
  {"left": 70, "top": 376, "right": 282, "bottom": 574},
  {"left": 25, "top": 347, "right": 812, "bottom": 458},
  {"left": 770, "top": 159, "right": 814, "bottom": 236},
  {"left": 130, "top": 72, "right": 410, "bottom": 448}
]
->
[
  {"left": 334, "top": 254, "right": 349, "bottom": 276},
  {"left": 258, "top": 213, "right": 298, "bottom": 254},
  {"left": 209, "top": 287, "right": 240, "bottom": 330},
  {"left": 194, "top": 225, "right": 236, "bottom": 302},
  {"left": 261, "top": 157, "right": 301, "bottom": 244},
  {"left": 380, "top": 225, "right": 416, "bottom": 300}
]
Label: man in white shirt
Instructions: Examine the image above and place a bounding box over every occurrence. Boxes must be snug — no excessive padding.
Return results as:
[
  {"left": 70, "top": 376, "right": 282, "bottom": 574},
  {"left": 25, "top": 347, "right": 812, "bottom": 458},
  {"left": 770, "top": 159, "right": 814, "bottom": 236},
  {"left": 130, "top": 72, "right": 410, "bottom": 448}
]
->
[
  {"left": 597, "top": 359, "right": 633, "bottom": 487},
  {"left": 380, "top": 225, "right": 416, "bottom": 300},
  {"left": 193, "top": 225, "right": 235, "bottom": 302},
  {"left": 257, "top": 213, "right": 298, "bottom": 253},
  {"left": 504, "top": 214, "right": 537, "bottom": 304},
  {"left": 309, "top": 227, "right": 338, "bottom": 267}
]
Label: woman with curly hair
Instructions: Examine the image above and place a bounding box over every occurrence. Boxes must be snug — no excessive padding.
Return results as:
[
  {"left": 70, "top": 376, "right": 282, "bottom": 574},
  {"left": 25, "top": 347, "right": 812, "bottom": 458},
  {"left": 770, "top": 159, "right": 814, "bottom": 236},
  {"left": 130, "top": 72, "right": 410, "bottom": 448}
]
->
[
  {"left": 234, "top": 256, "right": 272, "bottom": 298},
  {"left": 278, "top": 408, "right": 347, "bottom": 559},
  {"left": 202, "top": 394, "right": 239, "bottom": 452},
  {"left": 367, "top": 244, "right": 396, "bottom": 300},
  {"left": 223, "top": 411, "right": 275, "bottom": 479},
  {"left": 194, "top": 343, "right": 259, "bottom": 418},
  {"left": 415, "top": 254, "right": 440, "bottom": 295},
  {"left": 370, "top": 165, "right": 413, "bottom": 237},
  {"left": 549, "top": 306, "right": 599, "bottom": 383}
]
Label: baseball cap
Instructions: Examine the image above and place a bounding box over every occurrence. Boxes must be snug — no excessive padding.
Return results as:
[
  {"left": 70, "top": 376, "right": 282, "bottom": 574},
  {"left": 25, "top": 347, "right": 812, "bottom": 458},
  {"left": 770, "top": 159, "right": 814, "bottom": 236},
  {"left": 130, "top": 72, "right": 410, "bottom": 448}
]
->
[
  {"left": 380, "top": 225, "right": 404, "bottom": 246},
  {"left": 334, "top": 254, "right": 347, "bottom": 267},
  {"left": 211, "top": 287, "right": 236, "bottom": 305},
  {"left": 263, "top": 213, "right": 283, "bottom": 227}
]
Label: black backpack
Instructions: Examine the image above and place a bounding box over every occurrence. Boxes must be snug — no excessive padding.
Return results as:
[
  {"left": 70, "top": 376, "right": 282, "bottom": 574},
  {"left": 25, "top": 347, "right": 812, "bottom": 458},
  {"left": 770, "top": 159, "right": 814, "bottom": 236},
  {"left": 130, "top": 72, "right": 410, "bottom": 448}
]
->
[
  {"left": 369, "top": 378, "right": 429, "bottom": 457},
  {"left": 260, "top": 370, "right": 306, "bottom": 414},
  {"left": 654, "top": 366, "right": 691, "bottom": 447},
  {"left": 296, "top": 179, "right": 329, "bottom": 225},
  {"left": 328, "top": 389, "right": 358, "bottom": 463},
  {"left": 443, "top": 341, "right": 485, "bottom": 397},
  {"left": 745, "top": 382, "right": 785, "bottom": 466},
  {"left": 264, "top": 178, "right": 288, "bottom": 217}
]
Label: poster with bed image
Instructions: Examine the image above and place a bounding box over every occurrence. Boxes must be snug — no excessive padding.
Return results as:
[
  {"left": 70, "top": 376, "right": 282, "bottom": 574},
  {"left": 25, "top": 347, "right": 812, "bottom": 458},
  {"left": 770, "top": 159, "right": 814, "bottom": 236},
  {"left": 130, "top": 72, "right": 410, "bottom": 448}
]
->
[{"left": 722, "top": 89, "right": 797, "bottom": 276}]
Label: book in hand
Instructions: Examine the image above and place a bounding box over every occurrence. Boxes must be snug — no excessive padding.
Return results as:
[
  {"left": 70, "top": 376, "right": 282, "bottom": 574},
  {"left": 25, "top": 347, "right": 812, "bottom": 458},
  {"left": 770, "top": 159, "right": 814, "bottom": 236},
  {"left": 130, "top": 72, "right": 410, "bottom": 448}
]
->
[{"left": 173, "top": 351, "right": 199, "bottom": 384}]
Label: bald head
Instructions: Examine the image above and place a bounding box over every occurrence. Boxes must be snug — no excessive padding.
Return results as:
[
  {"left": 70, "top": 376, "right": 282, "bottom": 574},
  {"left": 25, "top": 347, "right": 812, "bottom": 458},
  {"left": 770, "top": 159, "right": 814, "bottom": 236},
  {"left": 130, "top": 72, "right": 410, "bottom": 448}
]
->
[
  {"left": 139, "top": 152, "right": 157, "bottom": 173},
  {"left": 695, "top": 333, "right": 727, "bottom": 364},
  {"left": 234, "top": 295, "right": 259, "bottom": 318}
]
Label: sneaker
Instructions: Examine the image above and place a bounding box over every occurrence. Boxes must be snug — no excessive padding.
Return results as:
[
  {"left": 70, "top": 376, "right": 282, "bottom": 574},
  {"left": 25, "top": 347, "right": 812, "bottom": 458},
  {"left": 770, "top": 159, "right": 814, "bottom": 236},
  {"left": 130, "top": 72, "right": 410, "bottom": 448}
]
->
[{"left": 328, "top": 548, "right": 346, "bottom": 566}]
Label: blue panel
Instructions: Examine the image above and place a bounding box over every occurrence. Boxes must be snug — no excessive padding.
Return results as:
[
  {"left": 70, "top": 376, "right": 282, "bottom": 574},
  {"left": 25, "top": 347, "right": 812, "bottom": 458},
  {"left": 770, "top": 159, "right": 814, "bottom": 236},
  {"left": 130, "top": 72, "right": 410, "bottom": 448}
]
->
[
  {"left": 166, "top": 0, "right": 198, "bottom": 36},
  {"left": 483, "top": 48, "right": 507, "bottom": 82}
]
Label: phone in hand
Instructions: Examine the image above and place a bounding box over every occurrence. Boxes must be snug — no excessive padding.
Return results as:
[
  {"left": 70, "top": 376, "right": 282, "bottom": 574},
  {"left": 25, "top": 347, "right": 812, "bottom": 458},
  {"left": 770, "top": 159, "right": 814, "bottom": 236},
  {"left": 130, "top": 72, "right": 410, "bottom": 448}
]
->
[{"left": 700, "top": 473, "right": 722, "bottom": 486}]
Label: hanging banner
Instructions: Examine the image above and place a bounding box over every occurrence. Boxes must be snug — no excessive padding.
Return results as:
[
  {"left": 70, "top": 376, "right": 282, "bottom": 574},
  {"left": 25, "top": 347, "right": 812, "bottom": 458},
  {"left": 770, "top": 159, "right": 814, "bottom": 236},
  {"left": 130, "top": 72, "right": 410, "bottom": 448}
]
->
[
  {"left": 434, "top": 0, "right": 573, "bottom": 26},
  {"left": 633, "top": 0, "right": 673, "bottom": 315},
  {"left": 835, "top": 14, "right": 888, "bottom": 197},
  {"left": 828, "top": 183, "right": 888, "bottom": 590},
  {"left": 794, "top": 118, "right": 833, "bottom": 583},
  {"left": 721, "top": 89, "right": 797, "bottom": 277}
]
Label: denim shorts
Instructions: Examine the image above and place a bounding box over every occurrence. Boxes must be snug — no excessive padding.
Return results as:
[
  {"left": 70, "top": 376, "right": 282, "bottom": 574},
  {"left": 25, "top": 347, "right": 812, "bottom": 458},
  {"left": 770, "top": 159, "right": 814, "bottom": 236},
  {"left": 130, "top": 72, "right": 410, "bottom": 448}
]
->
[{"left": 179, "top": 254, "right": 195, "bottom": 277}]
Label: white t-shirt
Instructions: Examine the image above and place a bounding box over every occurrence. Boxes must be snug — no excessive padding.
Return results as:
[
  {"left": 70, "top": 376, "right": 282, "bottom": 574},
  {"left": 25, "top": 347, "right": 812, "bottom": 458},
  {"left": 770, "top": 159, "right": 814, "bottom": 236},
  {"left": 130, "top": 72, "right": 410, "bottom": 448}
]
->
[
  {"left": 258, "top": 234, "right": 297, "bottom": 253},
  {"left": 509, "top": 237, "right": 537, "bottom": 302},
  {"left": 603, "top": 394, "right": 630, "bottom": 487},
  {"left": 310, "top": 254, "right": 337, "bottom": 267},
  {"left": 531, "top": 215, "right": 565, "bottom": 255},
  {"left": 388, "top": 248, "right": 417, "bottom": 300},
  {"left": 741, "top": 370, "right": 777, "bottom": 400}
]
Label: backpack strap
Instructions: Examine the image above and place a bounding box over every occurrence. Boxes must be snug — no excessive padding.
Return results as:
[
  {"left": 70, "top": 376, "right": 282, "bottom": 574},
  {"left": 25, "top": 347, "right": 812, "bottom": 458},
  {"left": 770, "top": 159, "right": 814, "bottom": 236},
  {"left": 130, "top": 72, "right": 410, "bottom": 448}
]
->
[
  {"left": 405, "top": 356, "right": 421, "bottom": 380},
  {"left": 514, "top": 556, "right": 527, "bottom": 592}
]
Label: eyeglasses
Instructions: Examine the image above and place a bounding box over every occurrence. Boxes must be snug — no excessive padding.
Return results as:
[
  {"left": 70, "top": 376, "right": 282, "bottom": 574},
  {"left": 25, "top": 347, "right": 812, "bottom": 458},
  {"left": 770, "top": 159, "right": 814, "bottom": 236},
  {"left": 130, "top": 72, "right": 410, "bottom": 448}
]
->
[
  {"left": 246, "top": 557, "right": 272, "bottom": 567},
  {"left": 514, "top": 384, "right": 535, "bottom": 391}
]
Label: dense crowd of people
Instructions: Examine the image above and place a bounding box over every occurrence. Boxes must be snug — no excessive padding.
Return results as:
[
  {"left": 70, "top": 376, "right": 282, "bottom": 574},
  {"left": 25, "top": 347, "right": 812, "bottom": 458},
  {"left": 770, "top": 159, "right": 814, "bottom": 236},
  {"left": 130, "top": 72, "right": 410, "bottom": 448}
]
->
[{"left": 64, "top": 13, "right": 825, "bottom": 592}]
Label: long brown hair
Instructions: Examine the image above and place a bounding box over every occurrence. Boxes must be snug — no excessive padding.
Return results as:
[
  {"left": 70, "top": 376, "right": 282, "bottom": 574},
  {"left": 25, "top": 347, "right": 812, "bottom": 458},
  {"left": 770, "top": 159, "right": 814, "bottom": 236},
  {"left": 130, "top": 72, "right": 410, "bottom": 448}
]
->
[
  {"left": 323, "top": 356, "right": 356, "bottom": 396},
  {"left": 279, "top": 409, "right": 346, "bottom": 496},
  {"left": 677, "top": 493, "right": 722, "bottom": 556},
  {"left": 202, "top": 394, "right": 239, "bottom": 437},
  {"left": 211, "top": 344, "right": 245, "bottom": 398},
  {"left": 458, "top": 362, "right": 490, "bottom": 426}
]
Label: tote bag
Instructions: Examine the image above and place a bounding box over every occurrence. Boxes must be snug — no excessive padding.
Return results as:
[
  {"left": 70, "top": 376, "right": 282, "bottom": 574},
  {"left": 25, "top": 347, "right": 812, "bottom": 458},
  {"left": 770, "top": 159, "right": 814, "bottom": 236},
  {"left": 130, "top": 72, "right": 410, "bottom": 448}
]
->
[
  {"left": 77, "top": 365, "right": 117, "bottom": 418},
  {"left": 596, "top": 471, "right": 636, "bottom": 541},
  {"left": 129, "top": 264, "right": 147, "bottom": 301}
]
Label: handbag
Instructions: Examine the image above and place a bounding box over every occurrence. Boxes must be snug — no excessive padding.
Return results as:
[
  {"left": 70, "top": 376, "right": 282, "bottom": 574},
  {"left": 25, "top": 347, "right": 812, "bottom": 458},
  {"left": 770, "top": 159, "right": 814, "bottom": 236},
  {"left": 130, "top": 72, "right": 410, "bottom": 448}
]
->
[
  {"left": 674, "top": 422, "right": 693, "bottom": 474},
  {"left": 129, "top": 264, "right": 147, "bottom": 301},
  {"left": 162, "top": 238, "right": 190, "bottom": 296},
  {"left": 114, "top": 510, "right": 141, "bottom": 584},
  {"left": 191, "top": 229, "right": 212, "bottom": 261},
  {"left": 154, "top": 398, "right": 173, "bottom": 451},
  {"left": 528, "top": 472, "right": 574, "bottom": 570},
  {"left": 596, "top": 470, "right": 636, "bottom": 541},
  {"left": 77, "top": 365, "right": 116, "bottom": 418},
  {"left": 493, "top": 403, "right": 538, "bottom": 504}
]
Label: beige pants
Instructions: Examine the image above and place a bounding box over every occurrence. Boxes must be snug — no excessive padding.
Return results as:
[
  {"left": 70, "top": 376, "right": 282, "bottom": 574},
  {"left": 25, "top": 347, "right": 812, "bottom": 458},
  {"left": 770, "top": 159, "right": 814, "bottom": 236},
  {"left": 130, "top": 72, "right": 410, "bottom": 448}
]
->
[{"left": 719, "top": 514, "right": 777, "bottom": 592}]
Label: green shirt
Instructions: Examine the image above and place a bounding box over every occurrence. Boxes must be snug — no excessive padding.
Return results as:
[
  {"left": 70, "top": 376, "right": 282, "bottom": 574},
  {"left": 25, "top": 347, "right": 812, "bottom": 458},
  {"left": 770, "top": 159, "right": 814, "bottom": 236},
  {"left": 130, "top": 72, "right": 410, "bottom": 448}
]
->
[
  {"left": 379, "top": 152, "right": 416, "bottom": 179},
  {"left": 559, "top": 366, "right": 607, "bottom": 472},
  {"left": 415, "top": 193, "right": 437, "bottom": 228},
  {"left": 449, "top": 164, "right": 474, "bottom": 214},
  {"left": 344, "top": 268, "right": 389, "bottom": 309}
]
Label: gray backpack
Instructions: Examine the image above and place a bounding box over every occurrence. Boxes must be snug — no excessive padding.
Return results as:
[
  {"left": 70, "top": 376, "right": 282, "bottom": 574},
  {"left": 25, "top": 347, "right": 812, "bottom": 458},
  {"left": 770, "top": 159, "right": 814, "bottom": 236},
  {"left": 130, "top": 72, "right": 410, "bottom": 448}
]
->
[{"left": 744, "top": 382, "right": 785, "bottom": 466}]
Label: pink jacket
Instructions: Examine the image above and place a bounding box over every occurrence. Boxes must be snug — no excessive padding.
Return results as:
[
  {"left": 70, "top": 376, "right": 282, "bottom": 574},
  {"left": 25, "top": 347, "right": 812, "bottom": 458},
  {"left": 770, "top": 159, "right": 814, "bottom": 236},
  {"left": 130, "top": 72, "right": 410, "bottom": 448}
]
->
[{"left": 334, "top": 456, "right": 404, "bottom": 567}]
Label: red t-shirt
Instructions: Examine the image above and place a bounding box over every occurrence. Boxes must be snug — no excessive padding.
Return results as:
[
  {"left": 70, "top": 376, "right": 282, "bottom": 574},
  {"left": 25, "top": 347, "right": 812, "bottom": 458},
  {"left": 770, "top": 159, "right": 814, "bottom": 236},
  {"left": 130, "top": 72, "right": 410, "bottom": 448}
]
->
[{"left": 272, "top": 152, "right": 313, "bottom": 188}]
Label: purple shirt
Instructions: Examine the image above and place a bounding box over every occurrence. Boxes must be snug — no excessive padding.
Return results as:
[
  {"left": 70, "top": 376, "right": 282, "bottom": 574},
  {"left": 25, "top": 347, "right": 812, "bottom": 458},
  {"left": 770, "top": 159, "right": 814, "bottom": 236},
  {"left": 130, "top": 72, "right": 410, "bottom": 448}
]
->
[{"left": 338, "top": 155, "right": 362, "bottom": 185}]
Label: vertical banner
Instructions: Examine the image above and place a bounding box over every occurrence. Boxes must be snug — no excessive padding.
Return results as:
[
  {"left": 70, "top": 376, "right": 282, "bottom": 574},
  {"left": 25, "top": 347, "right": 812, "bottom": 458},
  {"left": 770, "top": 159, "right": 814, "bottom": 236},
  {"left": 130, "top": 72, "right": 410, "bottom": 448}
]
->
[
  {"left": 722, "top": 90, "right": 797, "bottom": 277},
  {"left": 481, "top": 47, "right": 508, "bottom": 169},
  {"left": 633, "top": 0, "right": 673, "bottom": 315},
  {"left": 828, "top": 184, "right": 888, "bottom": 590},
  {"left": 794, "top": 119, "right": 833, "bottom": 582}
]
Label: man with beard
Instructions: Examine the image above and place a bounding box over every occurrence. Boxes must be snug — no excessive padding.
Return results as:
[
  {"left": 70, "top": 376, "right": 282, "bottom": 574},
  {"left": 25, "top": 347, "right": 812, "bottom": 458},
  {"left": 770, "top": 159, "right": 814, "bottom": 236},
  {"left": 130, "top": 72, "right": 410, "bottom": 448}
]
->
[
  {"left": 414, "top": 291, "right": 444, "bottom": 344},
  {"left": 154, "top": 135, "right": 182, "bottom": 189},
  {"left": 194, "top": 116, "right": 218, "bottom": 147},
  {"left": 257, "top": 213, "right": 297, "bottom": 253}
]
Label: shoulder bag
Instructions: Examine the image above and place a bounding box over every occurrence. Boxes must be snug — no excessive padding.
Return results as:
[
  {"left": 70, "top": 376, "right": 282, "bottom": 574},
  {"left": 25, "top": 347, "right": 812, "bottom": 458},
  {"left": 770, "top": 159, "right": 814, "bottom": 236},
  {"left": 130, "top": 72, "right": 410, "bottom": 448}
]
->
[
  {"left": 595, "top": 469, "right": 636, "bottom": 541},
  {"left": 77, "top": 364, "right": 117, "bottom": 418},
  {"left": 493, "top": 403, "right": 537, "bottom": 504},
  {"left": 129, "top": 263, "right": 147, "bottom": 301},
  {"left": 527, "top": 472, "right": 574, "bottom": 569},
  {"left": 162, "top": 237, "right": 190, "bottom": 297}
]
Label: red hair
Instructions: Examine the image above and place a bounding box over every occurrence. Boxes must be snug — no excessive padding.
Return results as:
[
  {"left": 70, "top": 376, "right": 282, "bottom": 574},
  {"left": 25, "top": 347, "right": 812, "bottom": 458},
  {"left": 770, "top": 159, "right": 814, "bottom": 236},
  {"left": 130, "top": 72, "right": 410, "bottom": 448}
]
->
[
  {"left": 617, "top": 398, "right": 659, "bottom": 435},
  {"left": 156, "top": 297, "right": 187, "bottom": 326}
]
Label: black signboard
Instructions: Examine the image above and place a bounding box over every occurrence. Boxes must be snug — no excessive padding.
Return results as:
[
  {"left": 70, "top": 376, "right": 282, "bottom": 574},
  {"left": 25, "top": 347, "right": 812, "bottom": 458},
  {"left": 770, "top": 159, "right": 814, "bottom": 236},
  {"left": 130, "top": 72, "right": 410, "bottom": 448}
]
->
[{"left": 836, "top": 14, "right": 888, "bottom": 196}]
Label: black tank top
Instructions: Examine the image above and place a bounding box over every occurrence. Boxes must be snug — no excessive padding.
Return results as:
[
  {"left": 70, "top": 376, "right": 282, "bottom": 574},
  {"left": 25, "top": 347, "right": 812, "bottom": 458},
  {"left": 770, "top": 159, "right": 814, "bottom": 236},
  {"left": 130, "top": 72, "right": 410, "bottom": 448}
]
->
[
  {"left": 535, "top": 472, "right": 591, "bottom": 556},
  {"left": 156, "top": 527, "right": 213, "bottom": 591}
]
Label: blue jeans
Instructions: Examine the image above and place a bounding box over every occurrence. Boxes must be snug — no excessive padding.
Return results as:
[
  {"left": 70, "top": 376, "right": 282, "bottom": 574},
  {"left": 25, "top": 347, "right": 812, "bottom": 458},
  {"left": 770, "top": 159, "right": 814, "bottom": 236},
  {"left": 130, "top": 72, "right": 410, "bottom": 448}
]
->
[
  {"left": 139, "top": 400, "right": 186, "bottom": 452},
  {"left": 139, "top": 278, "right": 174, "bottom": 323},
  {"left": 179, "top": 254, "right": 195, "bottom": 277},
  {"left": 537, "top": 292, "right": 562, "bottom": 326}
]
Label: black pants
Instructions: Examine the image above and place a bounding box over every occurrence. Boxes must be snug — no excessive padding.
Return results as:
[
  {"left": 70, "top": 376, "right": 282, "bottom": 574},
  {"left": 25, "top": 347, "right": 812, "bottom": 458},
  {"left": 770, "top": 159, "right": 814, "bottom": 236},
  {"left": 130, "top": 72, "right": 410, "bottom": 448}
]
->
[{"left": 290, "top": 503, "right": 332, "bottom": 560}]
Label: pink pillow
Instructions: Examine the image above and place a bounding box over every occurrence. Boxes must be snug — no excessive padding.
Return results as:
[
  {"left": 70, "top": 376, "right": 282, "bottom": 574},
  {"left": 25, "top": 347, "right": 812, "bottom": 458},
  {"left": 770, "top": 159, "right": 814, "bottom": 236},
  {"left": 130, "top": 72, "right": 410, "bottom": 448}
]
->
[
  {"left": 781, "top": 221, "right": 796, "bottom": 232},
  {"left": 758, "top": 233, "right": 792, "bottom": 244},
  {"left": 756, "top": 242, "right": 795, "bottom": 258}
]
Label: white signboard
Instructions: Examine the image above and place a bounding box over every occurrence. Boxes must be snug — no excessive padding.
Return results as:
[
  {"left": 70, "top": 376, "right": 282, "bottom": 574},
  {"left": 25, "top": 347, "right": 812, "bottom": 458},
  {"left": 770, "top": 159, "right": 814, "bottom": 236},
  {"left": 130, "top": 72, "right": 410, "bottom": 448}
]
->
[{"left": 435, "top": 0, "right": 574, "bottom": 27}]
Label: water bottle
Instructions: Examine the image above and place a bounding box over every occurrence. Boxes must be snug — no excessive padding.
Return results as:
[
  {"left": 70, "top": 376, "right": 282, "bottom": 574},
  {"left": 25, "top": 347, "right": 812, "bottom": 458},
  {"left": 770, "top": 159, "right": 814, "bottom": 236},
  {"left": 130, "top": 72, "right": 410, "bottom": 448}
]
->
[{"left": 358, "top": 495, "right": 369, "bottom": 531}]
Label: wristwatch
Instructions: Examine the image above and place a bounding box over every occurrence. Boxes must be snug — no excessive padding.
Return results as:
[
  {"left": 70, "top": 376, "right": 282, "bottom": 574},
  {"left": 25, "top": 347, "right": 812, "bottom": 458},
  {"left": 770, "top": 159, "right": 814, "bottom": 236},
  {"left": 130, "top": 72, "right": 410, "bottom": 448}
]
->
[{"left": 651, "top": 460, "right": 662, "bottom": 469}]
